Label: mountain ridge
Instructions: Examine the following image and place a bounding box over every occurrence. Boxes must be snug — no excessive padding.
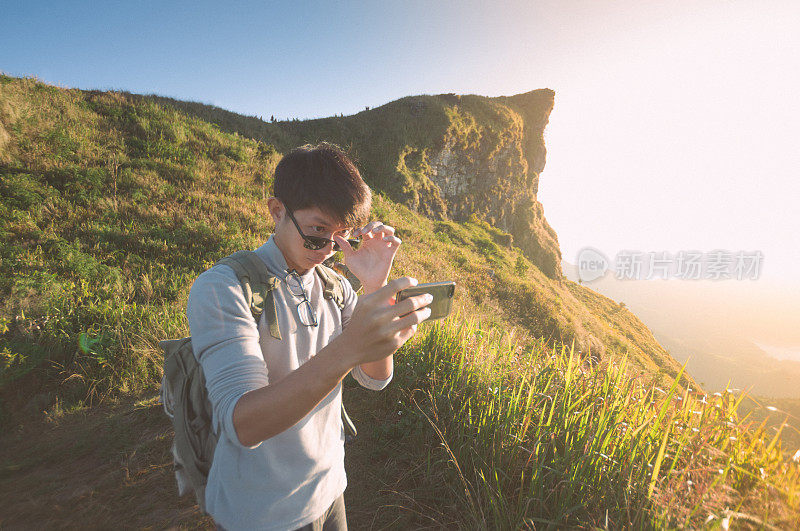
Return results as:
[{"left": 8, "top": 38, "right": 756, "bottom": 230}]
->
[
  {"left": 0, "top": 74, "right": 690, "bottom": 423},
  {"left": 132, "top": 88, "right": 563, "bottom": 279}
]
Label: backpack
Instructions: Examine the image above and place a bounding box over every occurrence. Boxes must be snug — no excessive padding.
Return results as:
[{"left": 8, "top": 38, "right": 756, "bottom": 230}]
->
[{"left": 159, "top": 250, "right": 358, "bottom": 514}]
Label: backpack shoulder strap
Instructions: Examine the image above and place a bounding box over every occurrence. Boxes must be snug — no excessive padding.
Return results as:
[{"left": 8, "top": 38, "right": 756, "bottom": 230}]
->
[
  {"left": 315, "top": 263, "right": 359, "bottom": 441},
  {"left": 330, "top": 261, "right": 362, "bottom": 294},
  {"left": 215, "top": 250, "right": 282, "bottom": 340},
  {"left": 315, "top": 263, "right": 346, "bottom": 310}
]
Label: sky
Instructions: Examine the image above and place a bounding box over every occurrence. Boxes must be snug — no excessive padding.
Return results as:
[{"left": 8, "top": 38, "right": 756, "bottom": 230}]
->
[{"left": 2, "top": 0, "right": 799, "bottom": 286}]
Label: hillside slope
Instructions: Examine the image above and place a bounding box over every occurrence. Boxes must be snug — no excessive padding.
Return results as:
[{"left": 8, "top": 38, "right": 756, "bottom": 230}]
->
[
  {"left": 3, "top": 75, "right": 798, "bottom": 529},
  {"left": 0, "top": 75, "right": 691, "bottom": 423},
  {"left": 137, "top": 89, "right": 563, "bottom": 280}
]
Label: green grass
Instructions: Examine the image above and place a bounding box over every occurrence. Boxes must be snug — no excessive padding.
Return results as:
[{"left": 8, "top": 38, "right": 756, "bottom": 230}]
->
[
  {"left": 1, "top": 74, "right": 689, "bottom": 422},
  {"left": 372, "top": 315, "right": 800, "bottom": 528},
  {"left": 3, "top": 74, "right": 797, "bottom": 526},
  {"left": 0, "top": 75, "right": 274, "bottom": 420}
]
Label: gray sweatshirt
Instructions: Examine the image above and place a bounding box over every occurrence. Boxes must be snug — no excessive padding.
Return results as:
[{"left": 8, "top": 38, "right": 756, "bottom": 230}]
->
[{"left": 186, "top": 235, "right": 391, "bottom": 530}]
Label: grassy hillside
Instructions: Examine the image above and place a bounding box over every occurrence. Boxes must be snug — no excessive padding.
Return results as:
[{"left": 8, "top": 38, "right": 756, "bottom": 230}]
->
[
  {"left": 0, "top": 74, "right": 689, "bottom": 421},
  {"left": 2, "top": 75, "right": 798, "bottom": 527},
  {"left": 134, "top": 88, "right": 564, "bottom": 280},
  {"left": 3, "top": 316, "right": 798, "bottom": 528},
  {"left": 357, "top": 318, "right": 800, "bottom": 528}
]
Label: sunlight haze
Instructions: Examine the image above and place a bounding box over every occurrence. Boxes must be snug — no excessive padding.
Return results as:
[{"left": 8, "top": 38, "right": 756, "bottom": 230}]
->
[{"left": 2, "top": 1, "right": 798, "bottom": 284}]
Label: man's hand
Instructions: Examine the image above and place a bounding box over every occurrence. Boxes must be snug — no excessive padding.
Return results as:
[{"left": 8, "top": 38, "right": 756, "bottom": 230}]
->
[
  {"left": 336, "top": 276, "right": 432, "bottom": 367},
  {"left": 333, "top": 221, "right": 400, "bottom": 293},
  {"left": 232, "top": 278, "right": 430, "bottom": 447}
]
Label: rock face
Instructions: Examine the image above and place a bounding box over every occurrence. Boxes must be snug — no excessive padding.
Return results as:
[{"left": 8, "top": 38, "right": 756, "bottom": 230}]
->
[{"left": 407, "top": 90, "right": 562, "bottom": 280}]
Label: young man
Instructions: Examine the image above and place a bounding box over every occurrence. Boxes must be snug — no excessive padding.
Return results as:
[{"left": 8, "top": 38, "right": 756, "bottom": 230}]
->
[{"left": 186, "top": 143, "right": 432, "bottom": 530}]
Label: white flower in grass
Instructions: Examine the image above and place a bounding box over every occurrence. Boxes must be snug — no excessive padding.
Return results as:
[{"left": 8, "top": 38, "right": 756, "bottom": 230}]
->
[
  {"left": 721, "top": 516, "right": 730, "bottom": 530},
  {"left": 793, "top": 449, "right": 800, "bottom": 463},
  {"left": 686, "top": 480, "right": 693, "bottom": 487},
  {"left": 718, "top": 468, "right": 725, "bottom": 474},
  {"left": 766, "top": 406, "right": 778, "bottom": 412},
  {"left": 729, "top": 436, "right": 737, "bottom": 441},
  {"left": 692, "top": 428, "right": 700, "bottom": 433},
  {"left": 759, "top": 467, "right": 766, "bottom": 479}
]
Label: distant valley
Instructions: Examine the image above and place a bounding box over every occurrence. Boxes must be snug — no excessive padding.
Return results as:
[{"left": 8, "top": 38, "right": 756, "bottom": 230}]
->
[{"left": 563, "top": 262, "right": 800, "bottom": 398}]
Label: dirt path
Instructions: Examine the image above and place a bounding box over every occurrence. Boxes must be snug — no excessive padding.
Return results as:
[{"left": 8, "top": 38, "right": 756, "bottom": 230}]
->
[
  {"left": 0, "top": 394, "right": 210, "bottom": 529},
  {"left": 0, "top": 385, "right": 445, "bottom": 529}
]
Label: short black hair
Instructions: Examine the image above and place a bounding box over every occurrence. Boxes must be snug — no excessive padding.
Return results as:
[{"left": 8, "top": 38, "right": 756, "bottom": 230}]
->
[{"left": 272, "top": 142, "right": 371, "bottom": 228}]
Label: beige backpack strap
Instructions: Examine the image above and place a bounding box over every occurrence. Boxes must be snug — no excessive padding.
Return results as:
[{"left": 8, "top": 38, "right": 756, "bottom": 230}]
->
[
  {"left": 215, "top": 250, "right": 282, "bottom": 340},
  {"left": 314, "top": 263, "right": 359, "bottom": 440},
  {"left": 315, "top": 263, "right": 346, "bottom": 310},
  {"left": 330, "top": 261, "right": 362, "bottom": 293}
]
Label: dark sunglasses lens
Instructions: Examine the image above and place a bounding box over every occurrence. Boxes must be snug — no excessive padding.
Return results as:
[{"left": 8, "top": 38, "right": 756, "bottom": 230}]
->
[{"left": 303, "top": 237, "right": 328, "bottom": 250}]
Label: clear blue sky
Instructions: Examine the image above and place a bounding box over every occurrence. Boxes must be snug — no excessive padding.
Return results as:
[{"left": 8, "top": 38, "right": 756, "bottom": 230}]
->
[
  {"left": 2, "top": 1, "right": 799, "bottom": 286},
  {"left": 2, "top": 0, "right": 571, "bottom": 120}
]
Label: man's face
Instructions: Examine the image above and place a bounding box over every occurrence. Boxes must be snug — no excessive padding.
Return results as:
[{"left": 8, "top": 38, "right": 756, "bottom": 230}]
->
[{"left": 271, "top": 200, "right": 352, "bottom": 273}]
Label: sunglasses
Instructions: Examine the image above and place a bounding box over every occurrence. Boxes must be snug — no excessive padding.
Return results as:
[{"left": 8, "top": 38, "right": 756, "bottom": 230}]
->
[{"left": 285, "top": 208, "right": 361, "bottom": 252}]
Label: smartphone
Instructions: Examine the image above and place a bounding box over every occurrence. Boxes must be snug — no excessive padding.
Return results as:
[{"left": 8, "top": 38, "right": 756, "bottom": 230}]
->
[{"left": 396, "top": 281, "right": 456, "bottom": 321}]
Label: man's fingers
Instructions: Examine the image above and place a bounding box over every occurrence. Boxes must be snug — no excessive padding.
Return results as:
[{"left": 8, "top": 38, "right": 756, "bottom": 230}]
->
[
  {"left": 396, "top": 323, "right": 418, "bottom": 344},
  {"left": 333, "top": 234, "right": 353, "bottom": 255},
  {"left": 355, "top": 221, "right": 380, "bottom": 237},
  {"left": 392, "top": 293, "right": 432, "bottom": 318},
  {"left": 390, "top": 306, "right": 432, "bottom": 332},
  {"left": 356, "top": 222, "right": 395, "bottom": 239},
  {"left": 377, "top": 276, "right": 418, "bottom": 301},
  {"left": 374, "top": 224, "right": 396, "bottom": 236}
]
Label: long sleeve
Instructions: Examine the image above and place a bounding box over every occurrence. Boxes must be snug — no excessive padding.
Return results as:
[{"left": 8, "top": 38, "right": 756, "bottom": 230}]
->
[
  {"left": 186, "top": 265, "right": 269, "bottom": 449},
  {"left": 340, "top": 275, "right": 393, "bottom": 391},
  {"left": 350, "top": 363, "right": 392, "bottom": 390}
]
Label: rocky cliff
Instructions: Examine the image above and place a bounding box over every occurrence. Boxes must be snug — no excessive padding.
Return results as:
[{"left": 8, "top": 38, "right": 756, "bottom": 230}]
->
[
  {"left": 424, "top": 91, "right": 561, "bottom": 280},
  {"left": 139, "top": 89, "right": 563, "bottom": 280}
]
